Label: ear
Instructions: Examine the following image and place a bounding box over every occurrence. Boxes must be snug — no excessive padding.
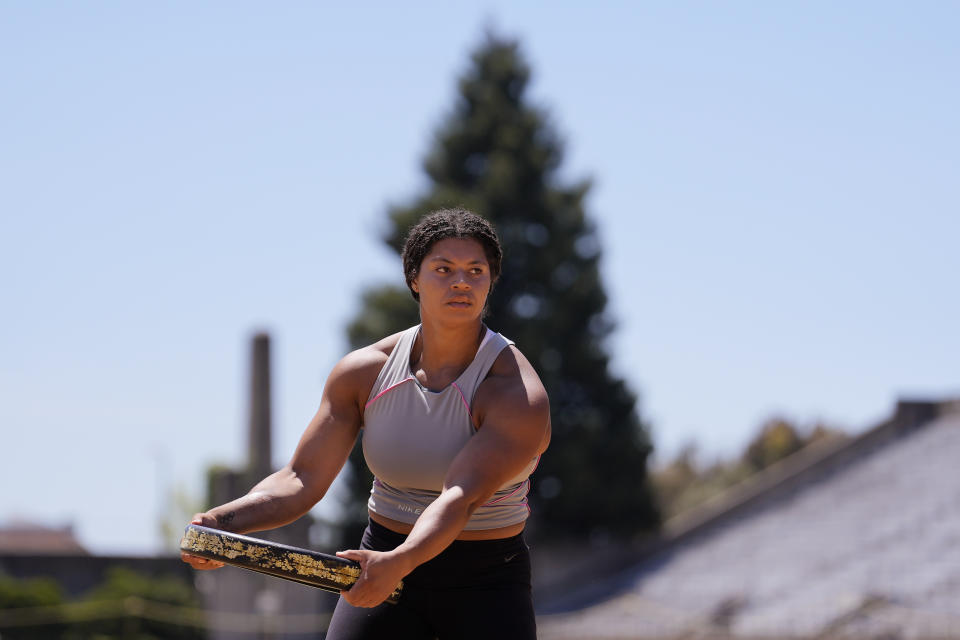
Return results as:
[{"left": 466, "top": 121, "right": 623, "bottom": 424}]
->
[{"left": 411, "top": 280, "right": 419, "bottom": 293}]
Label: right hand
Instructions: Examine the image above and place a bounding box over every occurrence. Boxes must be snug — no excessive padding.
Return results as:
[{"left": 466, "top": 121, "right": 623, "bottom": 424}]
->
[{"left": 180, "top": 513, "right": 225, "bottom": 570}]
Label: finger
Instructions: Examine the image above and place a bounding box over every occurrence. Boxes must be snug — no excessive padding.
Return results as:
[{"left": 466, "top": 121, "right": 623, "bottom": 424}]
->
[
  {"left": 180, "top": 551, "right": 223, "bottom": 569},
  {"left": 181, "top": 551, "right": 203, "bottom": 563},
  {"left": 338, "top": 563, "right": 372, "bottom": 607},
  {"left": 336, "top": 550, "right": 365, "bottom": 563},
  {"left": 340, "top": 573, "right": 373, "bottom": 607}
]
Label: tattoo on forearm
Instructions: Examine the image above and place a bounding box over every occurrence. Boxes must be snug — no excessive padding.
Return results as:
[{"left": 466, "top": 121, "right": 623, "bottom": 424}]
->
[{"left": 217, "top": 511, "right": 236, "bottom": 529}]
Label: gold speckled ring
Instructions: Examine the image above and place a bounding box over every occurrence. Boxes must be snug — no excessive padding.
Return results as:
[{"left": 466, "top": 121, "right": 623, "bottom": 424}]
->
[{"left": 180, "top": 524, "right": 403, "bottom": 603}]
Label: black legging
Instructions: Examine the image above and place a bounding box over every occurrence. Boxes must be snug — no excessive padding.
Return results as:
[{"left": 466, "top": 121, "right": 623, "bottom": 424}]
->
[{"left": 324, "top": 519, "right": 536, "bottom": 640}]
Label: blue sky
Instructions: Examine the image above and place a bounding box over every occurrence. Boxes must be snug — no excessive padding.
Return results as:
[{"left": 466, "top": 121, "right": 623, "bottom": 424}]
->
[{"left": 2, "top": 2, "right": 958, "bottom": 555}]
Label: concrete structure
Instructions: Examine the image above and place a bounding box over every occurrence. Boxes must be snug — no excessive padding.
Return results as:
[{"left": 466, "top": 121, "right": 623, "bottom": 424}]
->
[
  {"left": 538, "top": 399, "right": 960, "bottom": 639},
  {"left": 248, "top": 333, "right": 272, "bottom": 484}
]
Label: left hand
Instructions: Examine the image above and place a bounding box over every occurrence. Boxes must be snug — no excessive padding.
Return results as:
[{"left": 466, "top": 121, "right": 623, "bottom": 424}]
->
[
  {"left": 181, "top": 514, "right": 225, "bottom": 570},
  {"left": 336, "top": 548, "right": 408, "bottom": 608}
]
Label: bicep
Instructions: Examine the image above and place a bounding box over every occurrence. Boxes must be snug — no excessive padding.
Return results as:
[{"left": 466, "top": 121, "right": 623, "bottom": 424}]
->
[
  {"left": 443, "top": 383, "right": 549, "bottom": 506},
  {"left": 286, "top": 361, "right": 365, "bottom": 502}
]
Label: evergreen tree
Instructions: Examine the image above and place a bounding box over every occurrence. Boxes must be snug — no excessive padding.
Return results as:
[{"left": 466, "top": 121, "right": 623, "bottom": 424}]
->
[{"left": 342, "top": 33, "right": 658, "bottom": 542}]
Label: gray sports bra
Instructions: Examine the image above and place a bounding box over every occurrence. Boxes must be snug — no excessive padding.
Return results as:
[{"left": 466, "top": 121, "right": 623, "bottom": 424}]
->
[{"left": 361, "top": 325, "right": 539, "bottom": 530}]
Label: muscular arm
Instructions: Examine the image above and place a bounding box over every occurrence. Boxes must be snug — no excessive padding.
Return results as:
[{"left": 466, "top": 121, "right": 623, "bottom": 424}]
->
[
  {"left": 183, "top": 347, "right": 380, "bottom": 567},
  {"left": 396, "top": 379, "right": 548, "bottom": 556},
  {"left": 338, "top": 347, "right": 550, "bottom": 606},
  {"left": 201, "top": 370, "right": 360, "bottom": 534}
]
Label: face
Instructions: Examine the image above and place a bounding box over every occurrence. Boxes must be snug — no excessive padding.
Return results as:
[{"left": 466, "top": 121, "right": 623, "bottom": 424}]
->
[{"left": 411, "top": 237, "right": 491, "bottom": 321}]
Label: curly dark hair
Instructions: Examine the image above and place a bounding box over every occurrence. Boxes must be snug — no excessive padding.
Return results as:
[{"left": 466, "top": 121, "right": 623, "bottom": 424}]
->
[{"left": 401, "top": 208, "right": 503, "bottom": 302}]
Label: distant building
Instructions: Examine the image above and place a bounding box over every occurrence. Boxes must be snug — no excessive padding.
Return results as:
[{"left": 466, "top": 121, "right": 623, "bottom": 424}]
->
[
  {"left": 0, "top": 521, "right": 88, "bottom": 555},
  {"left": 0, "top": 520, "right": 195, "bottom": 606},
  {"left": 0, "top": 332, "right": 339, "bottom": 639},
  {"left": 538, "top": 399, "right": 960, "bottom": 639}
]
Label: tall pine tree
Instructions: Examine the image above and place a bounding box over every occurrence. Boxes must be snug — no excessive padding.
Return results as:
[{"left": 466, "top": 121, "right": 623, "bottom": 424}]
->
[{"left": 342, "top": 33, "right": 658, "bottom": 543}]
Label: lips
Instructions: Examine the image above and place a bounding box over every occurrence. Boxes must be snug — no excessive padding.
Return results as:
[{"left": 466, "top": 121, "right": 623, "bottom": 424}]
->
[{"left": 446, "top": 297, "right": 473, "bottom": 306}]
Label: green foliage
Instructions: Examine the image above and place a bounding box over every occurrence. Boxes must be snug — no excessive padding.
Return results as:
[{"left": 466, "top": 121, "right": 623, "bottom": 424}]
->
[
  {"left": 74, "top": 568, "right": 205, "bottom": 640},
  {"left": 654, "top": 450, "right": 755, "bottom": 519},
  {"left": 343, "top": 32, "right": 659, "bottom": 542},
  {"left": 84, "top": 567, "right": 199, "bottom": 608},
  {"left": 0, "top": 576, "right": 66, "bottom": 640},
  {"left": 0, "top": 569, "right": 206, "bottom": 640},
  {"left": 743, "top": 417, "right": 804, "bottom": 471},
  {"left": 346, "top": 285, "right": 421, "bottom": 350},
  {"left": 0, "top": 575, "right": 63, "bottom": 609},
  {"left": 652, "top": 418, "right": 849, "bottom": 519}
]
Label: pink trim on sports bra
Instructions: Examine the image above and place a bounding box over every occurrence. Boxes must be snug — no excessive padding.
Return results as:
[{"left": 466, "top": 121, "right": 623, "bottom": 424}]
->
[
  {"left": 451, "top": 382, "right": 472, "bottom": 417},
  {"left": 365, "top": 377, "right": 415, "bottom": 409},
  {"left": 482, "top": 479, "right": 530, "bottom": 507}
]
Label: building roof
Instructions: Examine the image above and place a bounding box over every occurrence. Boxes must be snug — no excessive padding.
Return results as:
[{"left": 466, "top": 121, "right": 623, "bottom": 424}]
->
[
  {"left": 539, "top": 400, "right": 960, "bottom": 639},
  {"left": 0, "top": 522, "right": 88, "bottom": 555}
]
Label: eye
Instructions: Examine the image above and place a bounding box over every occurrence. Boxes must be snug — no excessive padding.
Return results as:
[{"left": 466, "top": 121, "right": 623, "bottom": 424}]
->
[
  {"left": 470, "top": 268, "right": 485, "bottom": 275},
  {"left": 435, "top": 266, "right": 450, "bottom": 273}
]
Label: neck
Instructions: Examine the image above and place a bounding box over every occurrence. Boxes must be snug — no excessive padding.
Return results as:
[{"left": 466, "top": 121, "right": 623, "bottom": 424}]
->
[{"left": 414, "top": 318, "right": 486, "bottom": 373}]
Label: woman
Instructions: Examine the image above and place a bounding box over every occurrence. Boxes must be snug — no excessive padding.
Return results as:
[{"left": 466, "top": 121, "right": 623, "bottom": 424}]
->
[{"left": 183, "top": 208, "right": 550, "bottom": 639}]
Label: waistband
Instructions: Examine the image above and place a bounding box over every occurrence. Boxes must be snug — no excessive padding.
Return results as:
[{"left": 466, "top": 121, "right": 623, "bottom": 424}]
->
[{"left": 359, "top": 519, "right": 530, "bottom": 590}]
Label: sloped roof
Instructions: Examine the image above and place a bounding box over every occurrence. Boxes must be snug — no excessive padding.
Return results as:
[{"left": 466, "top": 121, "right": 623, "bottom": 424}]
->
[
  {"left": 539, "top": 401, "right": 960, "bottom": 639},
  {"left": 0, "top": 522, "right": 88, "bottom": 555}
]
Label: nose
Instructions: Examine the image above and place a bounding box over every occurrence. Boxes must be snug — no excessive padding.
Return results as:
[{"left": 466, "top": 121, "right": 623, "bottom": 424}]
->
[{"left": 451, "top": 270, "right": 471, "bottom": 289}]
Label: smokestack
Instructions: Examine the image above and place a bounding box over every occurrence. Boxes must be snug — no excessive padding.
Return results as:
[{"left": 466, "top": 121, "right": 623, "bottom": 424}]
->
[{"left": 248, "top": 332, "right": 272, "bottom": 482}]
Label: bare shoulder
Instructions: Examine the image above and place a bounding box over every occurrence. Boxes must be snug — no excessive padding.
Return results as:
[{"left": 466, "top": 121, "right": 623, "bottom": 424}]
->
[
  {"left": 473, "top": 344, "right": 550, "bottom": 422},
  {"left": 340, "top": 331, "right": 404, "bottom": 370},
  {"left": 326, "top": 330, "right": 406, "bottom": 409}
]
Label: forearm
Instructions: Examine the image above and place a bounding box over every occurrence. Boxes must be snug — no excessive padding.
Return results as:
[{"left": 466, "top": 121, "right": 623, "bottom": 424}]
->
[
  {"left": 205, "top": 467, "right": 317, "bottom": 534},
  {"left": 388, "top": 487, "right": 475, "bottom": 572}
]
